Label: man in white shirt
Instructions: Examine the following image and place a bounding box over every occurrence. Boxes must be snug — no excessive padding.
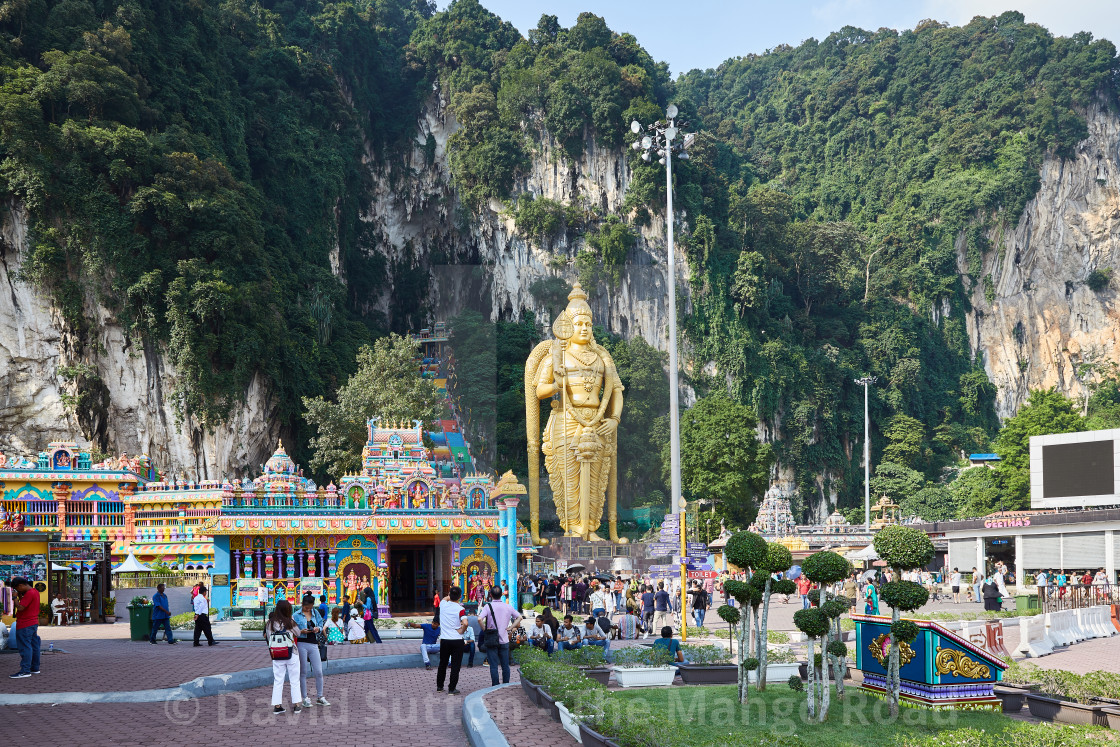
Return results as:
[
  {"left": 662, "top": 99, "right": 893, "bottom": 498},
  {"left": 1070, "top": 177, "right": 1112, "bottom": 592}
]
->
[
  {"left": 528, "top": 616, "right": 554, "bottom": 654},
  {"left": 950, "top": 568, "right": 962, "bottom": 604},
  {"left": 192, "top": 584, "right": 217, "bottom": 646},
  {"left": 436, "top": 586, "right": 468, "bottom": 695}
]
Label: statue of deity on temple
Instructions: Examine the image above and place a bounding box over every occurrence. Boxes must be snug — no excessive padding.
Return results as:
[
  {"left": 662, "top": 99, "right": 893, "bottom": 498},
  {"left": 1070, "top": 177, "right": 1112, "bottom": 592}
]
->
[{"left": 525, "top": 282, "right": 625, "bottom": 544}]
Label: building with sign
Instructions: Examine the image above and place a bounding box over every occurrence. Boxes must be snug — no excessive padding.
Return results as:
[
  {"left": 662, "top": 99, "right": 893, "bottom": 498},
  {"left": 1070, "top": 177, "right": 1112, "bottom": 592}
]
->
[{"left": 203, "top": 420, "right": 529, "bottom": 615}]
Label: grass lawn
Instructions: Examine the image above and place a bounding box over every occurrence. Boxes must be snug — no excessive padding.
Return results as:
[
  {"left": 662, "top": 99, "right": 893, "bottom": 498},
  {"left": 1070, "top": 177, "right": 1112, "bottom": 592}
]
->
[{"left": 607, "top": 685, "right": 1114, "bottom": 746}]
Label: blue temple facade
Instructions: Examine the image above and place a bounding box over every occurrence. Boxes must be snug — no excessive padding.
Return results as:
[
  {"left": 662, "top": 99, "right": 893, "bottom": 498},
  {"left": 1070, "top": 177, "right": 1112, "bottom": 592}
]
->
[{"left": 202, "top": 419, "right": 526, "bottom": 615}]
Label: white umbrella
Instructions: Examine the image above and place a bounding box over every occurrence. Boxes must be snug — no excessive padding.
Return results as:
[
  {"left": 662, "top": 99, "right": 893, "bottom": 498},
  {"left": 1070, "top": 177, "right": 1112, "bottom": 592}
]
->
[
  {"left": 112, "top": 551, "right": 154, "bottom": 574},
  {"left": 845, "top": 545, "right": 879, "bottom": 562},
  {"left": 51, "top": 563, "right": 75, "bottom": 571}
]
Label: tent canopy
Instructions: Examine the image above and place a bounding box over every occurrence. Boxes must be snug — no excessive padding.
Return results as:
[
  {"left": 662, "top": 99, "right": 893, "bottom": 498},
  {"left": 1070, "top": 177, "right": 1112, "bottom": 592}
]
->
[
  {"left": 112, "top": 551, "right": 154, "bottom": 574},
  {"left": 845, "top": 544, "right": 879, "bottom": 562}
]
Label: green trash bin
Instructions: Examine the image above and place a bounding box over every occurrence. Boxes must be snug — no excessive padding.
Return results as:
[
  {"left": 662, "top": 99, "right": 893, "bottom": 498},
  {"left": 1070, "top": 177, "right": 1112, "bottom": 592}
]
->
[
  {"left": 128, "top": 603, "right": 153, "bottom": 642},
  {"left": 1014, "top": 595, "right": 1039, "bottom": 614}
]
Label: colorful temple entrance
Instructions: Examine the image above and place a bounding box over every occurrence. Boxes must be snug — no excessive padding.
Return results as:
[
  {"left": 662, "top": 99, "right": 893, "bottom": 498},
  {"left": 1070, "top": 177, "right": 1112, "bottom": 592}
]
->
[{"left": 204, "top": 419, "right": 526, "bottom": 615}]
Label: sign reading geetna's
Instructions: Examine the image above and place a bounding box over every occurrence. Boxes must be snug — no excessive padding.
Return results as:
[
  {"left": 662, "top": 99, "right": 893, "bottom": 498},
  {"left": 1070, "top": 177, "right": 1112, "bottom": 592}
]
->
[{"left": 983, "top": 518, "right": 1031, "bottom": 529}]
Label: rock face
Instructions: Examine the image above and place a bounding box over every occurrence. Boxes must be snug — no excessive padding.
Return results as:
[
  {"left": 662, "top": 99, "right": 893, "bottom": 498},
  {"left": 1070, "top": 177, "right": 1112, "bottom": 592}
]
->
[
  {"left": 366, "top": 98, "right": 682, "bottom": 347},
  {"left": 0, "top": 203, "right": 278, "bottom": 478},
  {"left": 963, "top": 102, "right": 1120, "bottom": 418},
  {"left": 6, "top": 94, "right": 1118, "bottom": 486}
]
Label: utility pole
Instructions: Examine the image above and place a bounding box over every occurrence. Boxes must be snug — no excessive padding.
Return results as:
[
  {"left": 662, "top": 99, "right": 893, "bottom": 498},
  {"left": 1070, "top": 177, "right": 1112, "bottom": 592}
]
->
[{"left": 855, "top": 376, "right": 877, "bottom": 531}]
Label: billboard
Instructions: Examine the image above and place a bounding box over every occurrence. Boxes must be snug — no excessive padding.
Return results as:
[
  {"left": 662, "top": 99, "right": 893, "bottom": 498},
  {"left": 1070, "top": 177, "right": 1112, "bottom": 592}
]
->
[{"left": 1031, "top": 429, "right": 1119, "bottom": 509}]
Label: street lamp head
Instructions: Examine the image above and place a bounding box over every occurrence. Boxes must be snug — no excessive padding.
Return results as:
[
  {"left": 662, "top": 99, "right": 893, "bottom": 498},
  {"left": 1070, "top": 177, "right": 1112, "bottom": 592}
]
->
[
  {"left": 631, "top": 120, "right": 642, "bottom": 134},
  {"left": 641, "top": 136, "right": 652, "bottom": 149},
  {"left": 666, "top": 104, "right": 678, "bottom": 119},
  {"left": 631, "top": 141, "right": 641, "bottom": 150},
  {"left": 658, "top": 157, "right": 666, "bottom": 165},
  {"left": 641, "top": 151, "right": 651, "bottom": 162}
]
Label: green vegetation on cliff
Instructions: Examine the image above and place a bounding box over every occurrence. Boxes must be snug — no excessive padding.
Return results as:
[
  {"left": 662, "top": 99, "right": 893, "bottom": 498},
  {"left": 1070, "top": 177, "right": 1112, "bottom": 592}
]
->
[{"left": 0, "top": 0, "right": 431, "bottom": 438}]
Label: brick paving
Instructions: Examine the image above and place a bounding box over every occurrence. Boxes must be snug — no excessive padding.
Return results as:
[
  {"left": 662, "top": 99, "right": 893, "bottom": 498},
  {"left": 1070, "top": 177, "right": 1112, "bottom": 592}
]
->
[
  {"left": 3, "top": 597, "right": 1117, "bottom": 747},
  {"left": 484, "top": 684, "right": 573, "bottom": 747},
  {"left": 6, "top": 659, "right": 513, "bottom": 745},
  {"left": 1, "top": 623, "right": 430, "bottom": 693}
]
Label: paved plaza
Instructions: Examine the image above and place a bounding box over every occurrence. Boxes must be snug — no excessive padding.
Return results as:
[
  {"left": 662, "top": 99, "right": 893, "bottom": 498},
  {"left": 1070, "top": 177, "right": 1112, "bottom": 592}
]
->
[{"left": 3, "top": 597, "right": 1118, "bottom": 745}]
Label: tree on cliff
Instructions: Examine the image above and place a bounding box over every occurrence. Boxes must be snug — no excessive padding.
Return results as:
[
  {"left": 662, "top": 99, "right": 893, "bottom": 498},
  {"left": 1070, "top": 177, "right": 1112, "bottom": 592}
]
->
[
  {"left": 994, "top": 389, "right": 1085, "bottom": 509},
  {"left": 670, "top": 393, "right": 772, "bottom": 530},
  {"left": 302, "top": 335, "right": 441, "bottom": 477}
]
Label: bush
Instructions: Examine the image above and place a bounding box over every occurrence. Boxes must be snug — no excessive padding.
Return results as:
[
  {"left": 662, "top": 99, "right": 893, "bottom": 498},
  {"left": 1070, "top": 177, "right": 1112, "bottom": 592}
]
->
[
  {"left": 1087, "top": 268, "right": 1112, "bottom": 292},
  {"left": 891, "top": 620, "right": 920, "bottom": 644},
  {"left": 611, "top": 645, "right": 675, "bottom": 669},
  {"left": 723, "top": 580, "right": 760, "bottom": 606},
  {"left": 772, "top": 578, "right": 797, "bottom": 596},
  {"left": 821, "top": 599, "right": 849, "bottom": 619},
  {"left": 725, "top": 531, "right": 767, "bottom": 570},
  {"left": 240, "top": 619, "right": 265, "bottom": 631},
  {"left": 717, "top": 604, "right": 741, "bottom": 625},
  {"left": 873, "top": 525, "right": 935, "bottom": 570},
  {"left": 763, "top": 542, "right": 794, "bottom": 574},
  {"left": 767, "top": 630, "right": 790, "bottom": 644},
  {"left": 744, "top": 657, "right": 760, "bottom": 671},
  {"left": 553, "top": 645, "right": 606, "bottom": 668},
  {"left": 801, "top": 550, "right": 852, "bottom": 584},
  {"left": 826, "top": 640, "right": 850, "bottom": 658},
  {"left": 880, "top": 580, "right": 930, "bottom": 612},
  {"left": 681, "top": 644, "right": 732, "bottom": 665},
  {"left": 793, "top": 607, "right": 830, "bottom": 638},
  {"left": 788, "top": 674, "right": 805, "bottom": 692},
  {"left": 768, "top": 648, "right": 800, "bottom": 664}
]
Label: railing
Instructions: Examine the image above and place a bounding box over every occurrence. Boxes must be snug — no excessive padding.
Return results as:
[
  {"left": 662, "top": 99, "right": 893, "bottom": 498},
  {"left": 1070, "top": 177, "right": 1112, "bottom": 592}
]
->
[
  {"left": 1037, "top": 584, "right": 1119, "bottom": 612},
  {"left": 114, "top": 572, "right": 212, "bottom": 589}
]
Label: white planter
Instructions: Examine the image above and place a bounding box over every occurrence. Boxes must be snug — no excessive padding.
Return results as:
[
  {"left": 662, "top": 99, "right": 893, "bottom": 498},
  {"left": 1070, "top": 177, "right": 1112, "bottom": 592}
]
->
[
  {"left": 788, "top": 632, "right": 807, "bottom": 643},
  {"left": 750, "top": 662, "right": 802, "bottom": 682},
  {"left": 557, "top": 703, "right": 583, "bottom": 744},
  {"left": 374, "top": 628, "right": 422, "bottom": 639},
  {"left": 613, "top": 666, "right": 676, "bottom": 688}
]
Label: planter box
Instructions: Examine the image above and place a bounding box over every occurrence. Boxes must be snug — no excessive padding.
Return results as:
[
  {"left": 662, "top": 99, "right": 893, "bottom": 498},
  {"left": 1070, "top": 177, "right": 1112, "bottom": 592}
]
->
[
  {"left": 613, "top": 666, "right": 676, "bottom": 688},
  {"left": 578, "top": 722, "right": 622, "bottom": 747},
  {"left": 678, "top": 664, "right": 737, "bottom": 684},
  {"left": 1102, "top": 707, "right": 1120, "bottom": 730},
  {"left": 1027, "top": 694, "right": 1108, "bottom": 726},
  {"left": 521, "top": 677, "right": 539, "bottom": 705},
  {"left": 750, "top": 662, "right": 803, "bottom": 683},
  {"left": 539, "top": 690, "right": 560, "bottom": 722},
  {"left": 557, "top": 703, "right": 584, "bottom": 743},
  {"left": 581, "top": 667, "right": 611, "bottom": 686},
  {"left": 241, "top": 630, "right": 264, "bottom": 640},
  {"left": 994, "top": 685, "right": 1029, "bottom": 713}
]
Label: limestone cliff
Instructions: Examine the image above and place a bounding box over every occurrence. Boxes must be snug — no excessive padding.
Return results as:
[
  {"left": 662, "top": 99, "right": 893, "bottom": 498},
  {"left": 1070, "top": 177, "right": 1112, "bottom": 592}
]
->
[
  {"left": 0, "top": 202, "right": 278, "bottom": 478},
  {"left": 963, "top": 102, "right": 1120, "bottom": 418},
  {"left": 365, "top": 97, "right": 684, "bottom": 345}
]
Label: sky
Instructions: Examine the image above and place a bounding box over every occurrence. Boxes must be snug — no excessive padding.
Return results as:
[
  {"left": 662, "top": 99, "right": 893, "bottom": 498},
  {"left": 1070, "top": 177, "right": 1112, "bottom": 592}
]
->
[{"left": 449, "top": 0, "right": 1120, "bottom": 76}]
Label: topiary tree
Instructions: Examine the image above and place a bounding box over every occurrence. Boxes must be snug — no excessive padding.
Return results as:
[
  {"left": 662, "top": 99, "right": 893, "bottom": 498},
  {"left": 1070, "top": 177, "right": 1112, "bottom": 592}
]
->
[
  {"left": 873, "top": 524, "right": 935, "bottom": 716},
  {"left": 754, "top": 542, "right": 793, "bottom": 690},
  {"left": 717, "top": 604, "right": 740, "bottom": 658},
  {"left": 800, "top": 550, "right": 852, "bottom": 720},
  {"left": 793, "top": 605, "right": 830, "bottom": 721},
  {"left": 723, "top": 531, "right": 767, "bottom": 705}
]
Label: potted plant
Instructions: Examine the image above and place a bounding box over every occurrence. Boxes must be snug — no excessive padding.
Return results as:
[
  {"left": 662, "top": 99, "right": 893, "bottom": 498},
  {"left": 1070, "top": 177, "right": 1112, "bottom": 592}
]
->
[
  {"left": 678, "top": 644, "right": 737, "bottom": 684},
  {"left": 554, "top": 645, "right": 611, "bottom": 685},
  {"left": 610, "top": 645, "right": 675, "bottom": 688},
  {"left": 102, "top": 596, "right": 117, "bottom": 624},
  {"left": 752, "top": 646, "right": 802, "bottom": 683},
  {"left": 1026, "top": 670, "right": 1109, "bottom": 726}
]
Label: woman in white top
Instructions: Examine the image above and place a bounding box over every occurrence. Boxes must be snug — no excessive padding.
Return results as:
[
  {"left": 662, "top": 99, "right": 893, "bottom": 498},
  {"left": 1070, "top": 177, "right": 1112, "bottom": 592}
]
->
[{"left": 266, "top": 600, "right": 302, "bottom": 714}]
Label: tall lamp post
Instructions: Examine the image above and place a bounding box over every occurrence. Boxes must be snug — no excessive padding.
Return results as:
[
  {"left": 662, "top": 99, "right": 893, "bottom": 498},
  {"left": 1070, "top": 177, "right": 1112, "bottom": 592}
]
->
[
  {"left": 855, "top": 376, "right": 877, "bottom": 531},
  {"left": 630, "top": 105, "right": 694, "bottom": 516}
]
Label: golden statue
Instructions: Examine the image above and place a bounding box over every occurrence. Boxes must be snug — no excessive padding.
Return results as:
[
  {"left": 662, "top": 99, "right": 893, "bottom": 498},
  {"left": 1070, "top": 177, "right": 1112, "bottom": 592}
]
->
[{"left": 525, "top": 283, "right": 625, "bottom": 544}]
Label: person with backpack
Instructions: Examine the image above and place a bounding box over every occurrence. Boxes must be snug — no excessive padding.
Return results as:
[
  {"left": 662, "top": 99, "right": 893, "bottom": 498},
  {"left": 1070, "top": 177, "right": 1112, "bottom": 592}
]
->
[
  {"left": 266, "top": 600, "right": 303, "bottom": 714},
  {"left": 479, "top": 586, "right": 523, "bottom": 686},
  {"left": 363, "top": 602, "right": 382, "bottom": 644}
]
